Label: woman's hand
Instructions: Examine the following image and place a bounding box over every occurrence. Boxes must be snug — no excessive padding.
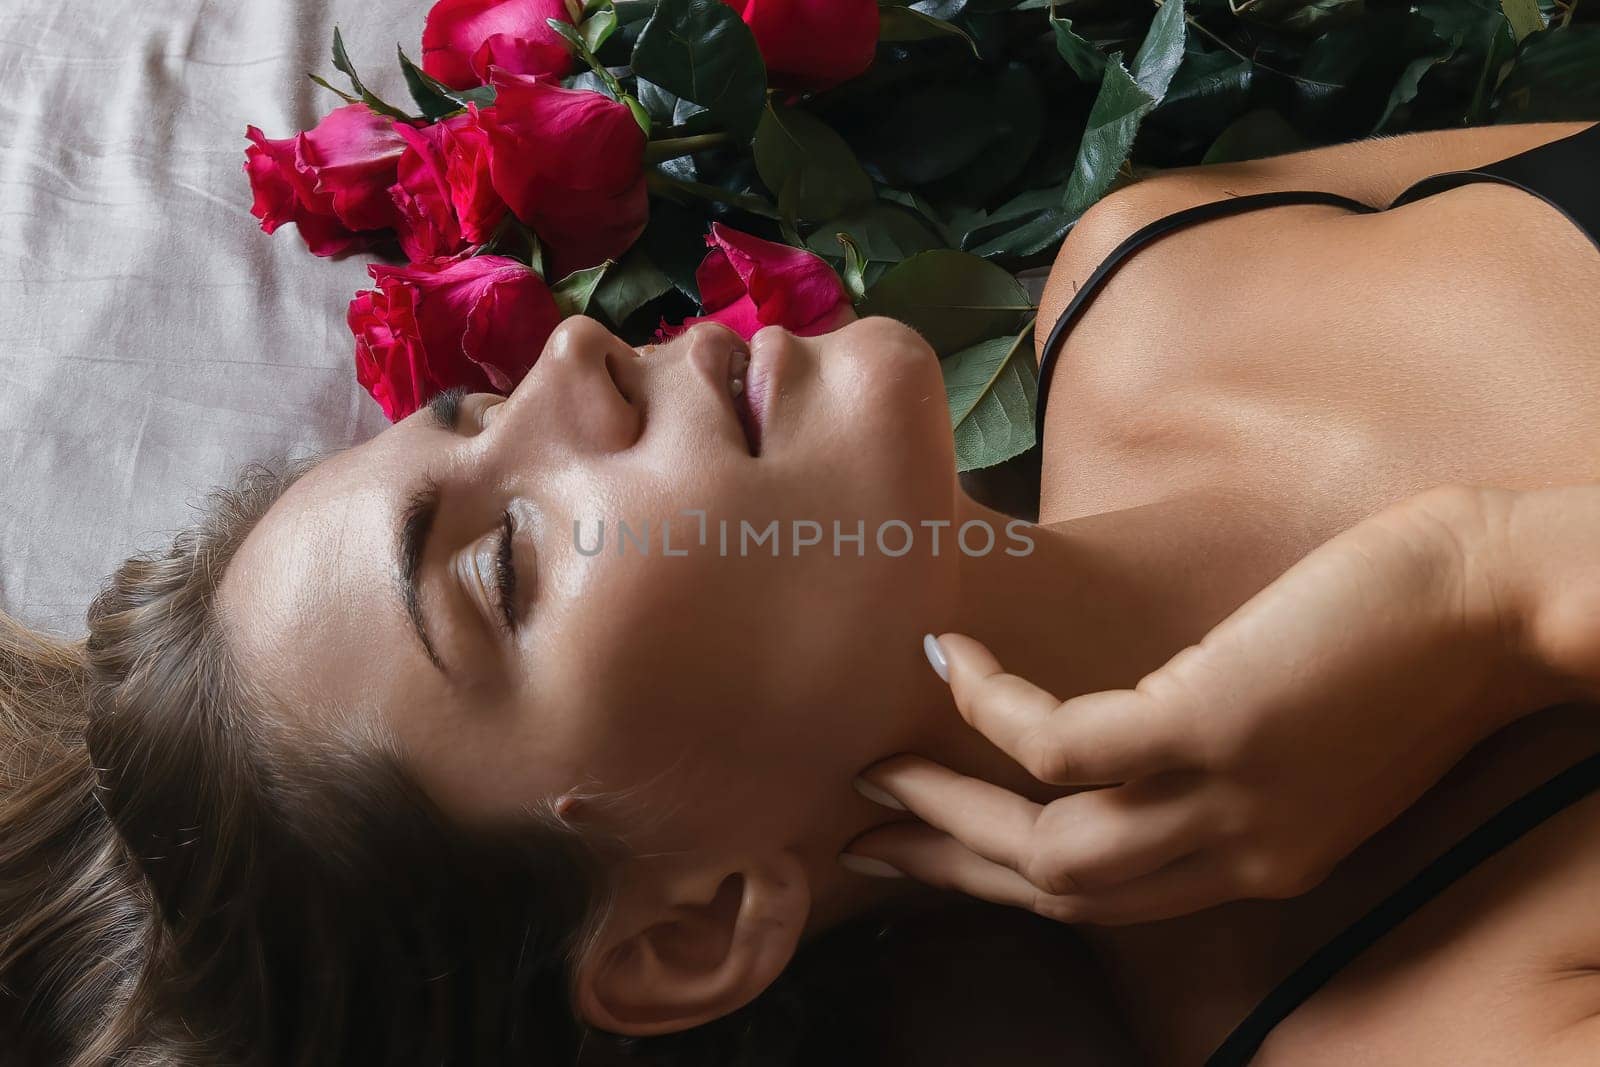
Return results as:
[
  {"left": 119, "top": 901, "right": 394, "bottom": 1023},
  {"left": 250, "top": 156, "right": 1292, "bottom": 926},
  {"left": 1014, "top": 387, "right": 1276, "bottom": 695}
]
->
[{"left": 841, "top": 485, "right": 1595, "bottom": 924}]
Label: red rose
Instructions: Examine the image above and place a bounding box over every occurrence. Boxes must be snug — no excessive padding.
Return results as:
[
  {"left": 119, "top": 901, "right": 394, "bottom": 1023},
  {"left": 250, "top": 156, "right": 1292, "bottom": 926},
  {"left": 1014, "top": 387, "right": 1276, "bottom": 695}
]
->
[
  {"left": 349, "top": 255, "right": 561, "bottom": 421},
  {"left": 479, "top": 71, "right": 648, "bottom": 277},
  {"left": 244, "top": 104, "right": 407, "bottom": 257},
  {"left": 658, "top": 223, "right": 852, "bottom": 341},
  {"left": 722, "top": 0, "right": 879, "bottom": 92},
  {"left": 390, "top": 110, "right": 508, "bottom": 261},
  {"left": 422, "top": 0, "right": 575, "bottom": 89}
]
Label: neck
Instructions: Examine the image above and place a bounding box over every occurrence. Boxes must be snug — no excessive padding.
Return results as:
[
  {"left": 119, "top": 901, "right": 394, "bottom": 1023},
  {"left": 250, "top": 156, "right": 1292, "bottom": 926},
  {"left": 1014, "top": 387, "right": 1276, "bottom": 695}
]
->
[
  {"left": 904, "top": 489, "right": 1301, "bottom": 805},
  {"left": 807, "top": 487, "right": 1308, "bottom": 931}
]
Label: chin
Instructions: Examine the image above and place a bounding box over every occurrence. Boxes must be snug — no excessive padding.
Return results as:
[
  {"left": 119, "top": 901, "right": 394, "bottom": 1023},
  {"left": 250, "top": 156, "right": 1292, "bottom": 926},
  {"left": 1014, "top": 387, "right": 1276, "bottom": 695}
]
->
[{"left": 832, "top": 316, "right": 957, "bottom": 497}]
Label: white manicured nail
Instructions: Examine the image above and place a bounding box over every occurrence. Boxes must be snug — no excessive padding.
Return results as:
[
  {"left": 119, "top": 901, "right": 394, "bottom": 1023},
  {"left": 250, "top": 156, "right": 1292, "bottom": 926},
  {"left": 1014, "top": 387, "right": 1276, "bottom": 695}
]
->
[
  {"left": 922, "top": 633, "right": 949, "bottom": 684},
  {"left": 853, "top": 777, "right": 906, "bottom": 811},
  {"left": 839, "top": 853, "right": 905, "bottom": 878}
]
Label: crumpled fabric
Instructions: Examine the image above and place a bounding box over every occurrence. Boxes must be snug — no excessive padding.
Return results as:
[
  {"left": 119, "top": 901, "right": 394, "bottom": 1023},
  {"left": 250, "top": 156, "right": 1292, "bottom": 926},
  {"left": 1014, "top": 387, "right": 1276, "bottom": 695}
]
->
[{"left": 0, "top": 0, "right": 412, "bottom": 634}]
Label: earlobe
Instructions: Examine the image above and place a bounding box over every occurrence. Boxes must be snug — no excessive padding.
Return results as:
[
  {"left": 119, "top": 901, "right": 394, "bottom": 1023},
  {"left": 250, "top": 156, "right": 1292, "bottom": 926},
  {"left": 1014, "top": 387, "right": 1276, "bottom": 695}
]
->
[{"left": 573, "top": 851, "right": 811, "bottom": 1037}]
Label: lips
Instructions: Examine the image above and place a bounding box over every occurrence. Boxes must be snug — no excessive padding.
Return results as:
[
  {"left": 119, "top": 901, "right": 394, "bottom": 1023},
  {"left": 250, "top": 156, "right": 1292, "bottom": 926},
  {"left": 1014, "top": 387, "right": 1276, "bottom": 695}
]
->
[{"left": 728, "top": 344, "right": 762, "bottom": 456}]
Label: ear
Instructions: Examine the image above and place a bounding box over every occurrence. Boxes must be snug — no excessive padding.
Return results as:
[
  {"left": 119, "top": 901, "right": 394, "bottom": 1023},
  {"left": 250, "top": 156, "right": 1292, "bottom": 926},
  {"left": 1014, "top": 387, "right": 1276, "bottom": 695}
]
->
[{"left": 573, "top": 850, "right": 811, "bottom": 1036}]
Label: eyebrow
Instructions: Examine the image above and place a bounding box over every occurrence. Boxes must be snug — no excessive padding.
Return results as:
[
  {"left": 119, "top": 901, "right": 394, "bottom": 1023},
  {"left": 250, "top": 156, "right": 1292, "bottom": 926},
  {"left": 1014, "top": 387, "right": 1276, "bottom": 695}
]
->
[
  {"left": 395, "top": 388, "right": 469, "bottom": 679},
  {"left": 425, "top": 386, "right": 466, "bottom": 431},
  {"left": 398, "top": 477, "right": 448, "bottom": 677}
]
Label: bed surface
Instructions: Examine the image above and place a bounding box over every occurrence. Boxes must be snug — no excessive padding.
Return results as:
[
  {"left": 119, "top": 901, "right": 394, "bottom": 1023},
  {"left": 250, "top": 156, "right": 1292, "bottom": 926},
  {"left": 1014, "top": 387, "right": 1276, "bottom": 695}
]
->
[
  {"left": 0, "top": 0, "right": 406, "bottom": 634},
  {"left": 0, "top": 0, "right": 1052, "bottom": 637}
]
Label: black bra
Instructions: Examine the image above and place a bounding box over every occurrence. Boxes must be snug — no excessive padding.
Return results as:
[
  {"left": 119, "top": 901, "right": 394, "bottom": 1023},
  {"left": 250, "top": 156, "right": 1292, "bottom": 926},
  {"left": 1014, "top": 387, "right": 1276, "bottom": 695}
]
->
[
  {"left": 1036, "top": 121, "right": 1600, "bottom": 433},
  {"left": 1027, "top": 123, "right": 1600, "bottom": 1067}
]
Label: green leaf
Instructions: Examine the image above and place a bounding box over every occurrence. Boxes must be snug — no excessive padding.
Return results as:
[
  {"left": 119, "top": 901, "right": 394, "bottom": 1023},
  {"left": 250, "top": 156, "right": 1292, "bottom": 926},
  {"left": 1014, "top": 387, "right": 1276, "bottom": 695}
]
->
[
  {"left": 1148, "top": 41, "right": 1255, "bottom": 139},
  {"left": 836, "top": 233, "right": 868, "bottom": 302},
  {"left": 625, "top": 94, "right": 653, "bottom": 135},
  {"left": 637, "top": 196, "right": 712, "bottom": 300},
  {"left": 546, "top": 16, "right": 627, "bottom": 98},
  {"left": 804, "top": 202, "right": 944, "bottom": 262},
  {"left": 632, "top": 0, "right": 768, "bottom": 140},
  {"left": 478, "top": 217, "right": 547, "bottom": 274},
  {"left": 308, "top": 73, "right": 360, "bottom": 105},
  {"left": 547, "top": 17, "right": 590, "bottom": 54},
  {"left": 1501, "top": 0, "right": 1544, "bottom": 41},
  {"left": 851, "top": 83, "right": 1001, "bottom": 187},
  {"left": 943, "top": 322, "right": 1038, "bottom": 472},
  {"left": 1065, "top": 0, "right": 1187, "bottom": 220},
  {"left": 1495, "top": 25, "right": 1600, "bottom": 120},
  {"left": 1130, "top": 0, "right": 1188, "bottom": 96},
  {"left": 552, "top": 261, "right": 614, "bottom": 317},
  {"left": 594, "top": 249, "right": 676, "bottom": 326},
  {"left": 859, "top": 250, "right": 1032, "bottom": 356},
  {"left": 959, "top": 185, "right": 1069, "bottom": 258},
  {"left": 583, "top": 7, "right": 620, "bottom": 51},
  {"left": 398, "top": 47, "right": 464, "bottom": 120},
  {"left": 878, "top": 7, "right": 980, "bottom": 57},
  {"left": 1228, "top": 0, "right": 1364, "bottom": 34},
  {"left": 1051, "top": 16, "right": 1107, "bottom": 83},
  {"left": 924, "top": 63, "right": 1045, "bottom": 205},
  {"left": 331, "top": 27, "right": 363, "bottom": 90},
  {"left": 1202, "top": 108, "right": 1310, "bottom": 163},
  {"left": 614, "top": 0, "right": 657, "bottom": 23},
  {"left": 753, "top": 106, "right": 875, "bottom": 221},
  {"left": 964, "top": 0, "right": 1186, "bottom": 261},
  {"left": 637, "top": 77, "right": 717, "bottom": 134},
  {"left": 1374, "top": 49, "right": 1452, "bottom": 131},
  {"left": 330, "top": 26, "right": 413, "bottom": 120}
]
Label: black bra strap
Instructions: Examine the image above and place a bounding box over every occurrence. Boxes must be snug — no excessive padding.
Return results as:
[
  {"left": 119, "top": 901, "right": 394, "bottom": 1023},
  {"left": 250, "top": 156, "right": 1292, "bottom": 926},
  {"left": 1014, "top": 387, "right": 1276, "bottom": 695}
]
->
[
  {"left": 1033, "top": 191, "right": 1377, "bottom": 432},
  {"left": 1204, "top": 749, "right": 1600, "bottom": 1067},
  {"left": 1390, "top": 122, "right": 1600, "bottom": 255}
]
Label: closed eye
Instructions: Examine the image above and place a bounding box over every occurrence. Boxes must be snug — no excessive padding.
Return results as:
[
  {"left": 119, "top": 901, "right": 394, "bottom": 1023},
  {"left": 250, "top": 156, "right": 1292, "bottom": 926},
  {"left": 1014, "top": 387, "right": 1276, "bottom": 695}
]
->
[{"left": 493, "top": 508, "right": 519, "bottom": 633}]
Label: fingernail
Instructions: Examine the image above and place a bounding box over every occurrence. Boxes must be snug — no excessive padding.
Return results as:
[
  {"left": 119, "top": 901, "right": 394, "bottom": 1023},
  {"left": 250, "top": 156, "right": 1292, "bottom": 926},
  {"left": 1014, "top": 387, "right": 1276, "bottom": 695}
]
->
[
  {"left": 853, "top": 776, "right": 906, "bottom": 811},
  {"left": 922, "top": 633, "right": 949, "bottom": 684},
  {"left": 838, "top": 853, "right": 905, "bottom": 878}
]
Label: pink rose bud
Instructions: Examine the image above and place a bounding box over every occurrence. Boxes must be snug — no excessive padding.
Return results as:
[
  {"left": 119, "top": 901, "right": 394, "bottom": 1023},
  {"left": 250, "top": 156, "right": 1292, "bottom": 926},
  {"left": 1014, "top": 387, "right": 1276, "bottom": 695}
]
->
[
  {"left": 658, "top": 223, "right": 853, "bottom": 342},
  {"left": 422, "top": 0, "right": 575, "bottom": 89},
  {"left": 389, "top": 111, "right": 508, "bottom": 261},
  {"left": 479, "top": 71, "right": 648, "bottom": 277},
  {"left": 350, "top": 255, "right": 561, "bottom": 421},
  {"left": 722, "top": 0, "right": 879, "bottom": 92},
  {"left": 245, "top": 104, "right": 408, "bottom": 257}
]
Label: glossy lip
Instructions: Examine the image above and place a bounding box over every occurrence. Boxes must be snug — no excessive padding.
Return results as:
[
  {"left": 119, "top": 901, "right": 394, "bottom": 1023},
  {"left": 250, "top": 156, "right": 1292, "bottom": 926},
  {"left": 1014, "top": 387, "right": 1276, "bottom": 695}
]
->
[
  {"left": 686, "top": 325, "right": 758, "bottom": 455},
  {"left": 742, "top": 326, "right": 790, "bottom": 457}
]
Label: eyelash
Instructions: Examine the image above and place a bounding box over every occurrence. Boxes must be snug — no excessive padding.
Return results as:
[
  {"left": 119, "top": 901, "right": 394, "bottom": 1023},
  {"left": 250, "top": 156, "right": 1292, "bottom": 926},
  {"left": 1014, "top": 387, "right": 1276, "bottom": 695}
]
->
[{"left": 493, "top": 508, "right": 518, "bottom": 633}]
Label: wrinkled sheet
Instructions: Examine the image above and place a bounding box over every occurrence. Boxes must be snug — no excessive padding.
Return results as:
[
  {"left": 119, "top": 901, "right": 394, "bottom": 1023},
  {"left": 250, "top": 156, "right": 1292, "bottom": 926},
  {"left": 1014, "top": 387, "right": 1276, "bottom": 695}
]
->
[
  {"left": 0, "top": 0, "right": 1052, "bottom": 637},
  {"left": 0, "top": 0, "right": 415, "bottom": 634}
]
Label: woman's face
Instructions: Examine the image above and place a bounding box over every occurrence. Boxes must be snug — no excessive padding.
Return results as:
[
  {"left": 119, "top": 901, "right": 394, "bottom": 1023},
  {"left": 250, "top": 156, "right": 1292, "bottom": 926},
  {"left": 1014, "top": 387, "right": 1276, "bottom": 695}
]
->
[{"left": 220, "top": 316, "right": 958, "bottom": 859}]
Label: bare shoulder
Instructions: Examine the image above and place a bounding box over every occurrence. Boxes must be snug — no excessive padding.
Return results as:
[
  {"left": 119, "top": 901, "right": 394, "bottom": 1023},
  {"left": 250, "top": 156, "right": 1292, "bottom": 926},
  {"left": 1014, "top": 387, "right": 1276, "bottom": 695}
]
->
[{"left": 1036, "top": 120, "right": 1594, "bottom": 360}]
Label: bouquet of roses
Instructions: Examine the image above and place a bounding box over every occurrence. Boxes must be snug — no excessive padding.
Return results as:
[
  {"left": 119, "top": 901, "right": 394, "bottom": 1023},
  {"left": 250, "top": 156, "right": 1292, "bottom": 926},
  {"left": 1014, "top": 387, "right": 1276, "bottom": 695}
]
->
[{"left": 246, "top": 0, "right": 1600, "bottom": 471}]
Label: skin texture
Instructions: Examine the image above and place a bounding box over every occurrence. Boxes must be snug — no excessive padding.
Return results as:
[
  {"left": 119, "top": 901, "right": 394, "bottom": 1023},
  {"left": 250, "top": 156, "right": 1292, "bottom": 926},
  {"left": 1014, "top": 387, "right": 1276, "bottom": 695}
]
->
[
  {"left": 217, "top": 121, "right": 1600, "bottom": 1061},
  {"left": 941, "top": 120, "right": 1600, "bottom": 1064},
  {"left": 220, "top": 314, "right": 1066, "bottom": 1034}
]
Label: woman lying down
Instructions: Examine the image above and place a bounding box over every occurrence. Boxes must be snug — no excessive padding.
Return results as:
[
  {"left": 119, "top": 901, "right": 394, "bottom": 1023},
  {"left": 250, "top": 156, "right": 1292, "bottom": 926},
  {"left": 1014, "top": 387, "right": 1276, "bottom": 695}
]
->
[{"left": 3, "top": 120, "right": 1600, "bottom": 1067}]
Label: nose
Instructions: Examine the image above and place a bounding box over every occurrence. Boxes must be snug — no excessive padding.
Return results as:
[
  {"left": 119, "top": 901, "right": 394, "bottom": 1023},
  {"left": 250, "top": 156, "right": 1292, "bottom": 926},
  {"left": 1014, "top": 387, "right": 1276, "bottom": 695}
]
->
[{"left": 494, "top": 315, "right": 644, "bottom": 454}]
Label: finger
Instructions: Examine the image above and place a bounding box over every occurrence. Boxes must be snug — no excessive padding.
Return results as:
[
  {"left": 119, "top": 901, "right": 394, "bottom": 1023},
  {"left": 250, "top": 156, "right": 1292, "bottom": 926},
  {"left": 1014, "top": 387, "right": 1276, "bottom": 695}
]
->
[
  {"left": 1029, "top": 777, "right": 1210, "bottom": 893},
  {"left": 1061, "top": 851, "right": 1244, "bottom": 925},
  {"left": 841, "top": 823, "right": 1236, "bottom": 927},
  {"left": 936, "top": 632, "right": 1190, "bottom": 785},
  {"left": 841, "top": 820, "right": 1079, "bottom": 917},
  {"left": 858, "top": 758, "right": 1209, "bottom": 895},
  {"left": 857, "top": 754, "right": 1045, "bottom": 875}
]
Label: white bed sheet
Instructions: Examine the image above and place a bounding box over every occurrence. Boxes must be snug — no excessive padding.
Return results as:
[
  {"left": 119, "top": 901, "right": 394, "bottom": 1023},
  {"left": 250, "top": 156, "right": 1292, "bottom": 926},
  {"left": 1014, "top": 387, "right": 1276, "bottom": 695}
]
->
[
  {"left": 0, "top": 0, "right": 1053, "bottom": 636},
  {"left": 0, "top": 0, "right": 416, "bottom": 634}
]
